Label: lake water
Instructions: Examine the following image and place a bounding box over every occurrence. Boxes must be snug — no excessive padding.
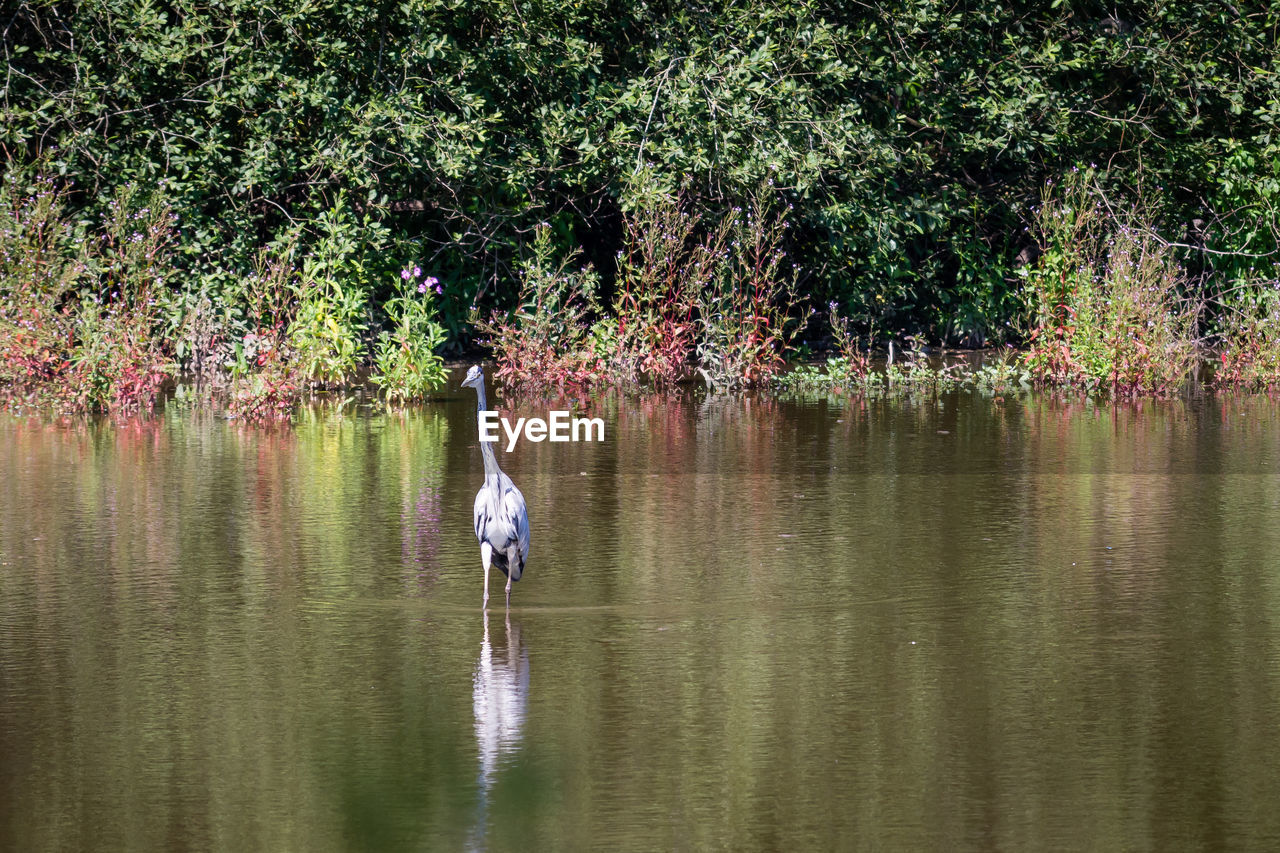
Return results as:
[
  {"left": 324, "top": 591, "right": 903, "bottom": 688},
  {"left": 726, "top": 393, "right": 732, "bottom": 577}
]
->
[{"left": 2, "top": 377, "right": 1280, "bottom": 850}]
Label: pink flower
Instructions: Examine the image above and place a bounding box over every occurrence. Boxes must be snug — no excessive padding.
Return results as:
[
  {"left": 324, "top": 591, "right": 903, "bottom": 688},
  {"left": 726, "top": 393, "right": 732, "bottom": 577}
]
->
[
  {"left": 401, "top": 269, "right": 411, "bottom": 280},
  {"left": 413, "top": 266, "right": 422, "bottom": 278},
  {"left": 417, "top": 282, "right": 427, "bottom": 294}
]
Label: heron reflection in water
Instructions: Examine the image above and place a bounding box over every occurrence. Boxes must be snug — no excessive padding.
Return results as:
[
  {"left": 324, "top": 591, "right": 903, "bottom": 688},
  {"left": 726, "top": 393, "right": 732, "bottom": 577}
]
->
[{"left": 469, "top": 610, "right": 529, "bottom": 849}]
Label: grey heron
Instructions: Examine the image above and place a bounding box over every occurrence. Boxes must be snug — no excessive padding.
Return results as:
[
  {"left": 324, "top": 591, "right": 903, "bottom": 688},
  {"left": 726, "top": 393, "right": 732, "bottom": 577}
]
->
[{"left": 461, "top": 365, "right": 531, "bottom": 609}]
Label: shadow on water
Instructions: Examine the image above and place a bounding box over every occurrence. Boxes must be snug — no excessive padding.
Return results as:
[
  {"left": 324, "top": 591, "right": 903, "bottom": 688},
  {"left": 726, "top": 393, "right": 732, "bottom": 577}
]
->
[{"left": 468, "top": 611, "right": 529, "bottom": 851}]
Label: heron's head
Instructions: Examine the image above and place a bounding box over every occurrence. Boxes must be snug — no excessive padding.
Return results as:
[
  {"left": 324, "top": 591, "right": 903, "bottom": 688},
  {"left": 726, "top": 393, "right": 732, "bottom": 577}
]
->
[{"left": 461, "top": 364, "right": 484, "bottom": 389}]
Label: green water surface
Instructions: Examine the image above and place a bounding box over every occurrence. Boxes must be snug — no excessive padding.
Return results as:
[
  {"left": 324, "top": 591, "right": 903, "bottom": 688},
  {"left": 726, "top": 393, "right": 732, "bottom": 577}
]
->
[{"left": 2, "top": 383, "right": 1279, "bottom": 850}]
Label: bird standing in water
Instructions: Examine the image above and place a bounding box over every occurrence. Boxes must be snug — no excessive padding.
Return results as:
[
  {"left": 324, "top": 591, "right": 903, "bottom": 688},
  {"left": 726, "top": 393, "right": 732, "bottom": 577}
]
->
[{"left": 461, "top": 365, "right": 530, "bottom": 609}]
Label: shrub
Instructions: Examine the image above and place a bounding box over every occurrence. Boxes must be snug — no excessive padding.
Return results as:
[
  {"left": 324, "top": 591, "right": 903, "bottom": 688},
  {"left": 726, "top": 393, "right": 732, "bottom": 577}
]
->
[
  {"left": 225, "top": 252, "right": 305, "bottom": 421},
  {"left": 605, "top": 198, "right": 704, "bottom": 385},
  {"left": 477, "top": 224, "right": 603, "bottom": 390},
  {"left": 286, "top": 200, "right": 378, "bottom": 388},
  {"left": 483, "top": 191, "right": 805, "bottom": 392},
  {"left": 880, "top": 340, "right": 964, "bottom": 396},
  {"left": 0, "top": 177, "right": 176, "bottom": 413},
  {"left": 775, "top": 301, "right": 869, "bottom": 394},
  {"left": 968, "top": 348, "right": 1031, "bottom": 396},
  {"left": 1214, "top": 280, "right": 1280, "bottom": 390},
  {"left": 1022, "top": 171, "right": 1199, "bottom": 395},
  {"left": 287, "top": 278, "right": 367, "bottom": 387},
  {"left": 68, "top": 287, "right": 172, "bottom": 413},
  {"left": 696, "top": 193, "right": 804, "bottom": 390},
  {"left": 227, "top": 355, "right": 302, "bottom": 422},
  {"left": 371, "top": 266, "right": 448, "bottom": 404},
  {"left": 823, "top": 301, "right": 872, "bottom": 387},
  {"left": 0, "top": 178, "right": 79, "bottom": 399},
  {"left": 778, "top": 340, "right": 962, "bottom": 400}
]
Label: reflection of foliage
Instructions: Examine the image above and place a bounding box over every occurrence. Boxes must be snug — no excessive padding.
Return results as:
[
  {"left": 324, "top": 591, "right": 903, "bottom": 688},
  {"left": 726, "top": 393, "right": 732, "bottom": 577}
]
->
[
  {"left": 1213, "top": 283, "right": 1280, "bottom": 391},
  {"left": 378, "top": 411, "right": 450, "bottom": 591},
  {"left": 6, "top": 394, "right": 1280, "bottom": 849}
]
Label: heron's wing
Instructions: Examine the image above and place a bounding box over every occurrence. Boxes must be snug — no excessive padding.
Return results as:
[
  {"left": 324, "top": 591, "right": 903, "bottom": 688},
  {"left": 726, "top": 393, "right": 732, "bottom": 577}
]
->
[
  {"left": 474, "top": 487, "right": 497, "bottom": 543},
  {"left": 500, "top": 480, "right": 531, "bottom": 563}
]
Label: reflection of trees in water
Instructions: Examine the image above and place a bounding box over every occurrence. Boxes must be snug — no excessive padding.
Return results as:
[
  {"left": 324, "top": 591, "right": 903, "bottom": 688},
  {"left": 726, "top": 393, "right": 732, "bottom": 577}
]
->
[
  {"left": 401, "top": 482, "right": 442, "bottom": 589},
  {"left": 469, "top": 611, "right": 528, "bottom": 851},
  {"left": 9, "top": 395, "right": 1280, "bottom": 849},
  {"left": 386, "top": 412, "right": 449, "bottom": 595}
]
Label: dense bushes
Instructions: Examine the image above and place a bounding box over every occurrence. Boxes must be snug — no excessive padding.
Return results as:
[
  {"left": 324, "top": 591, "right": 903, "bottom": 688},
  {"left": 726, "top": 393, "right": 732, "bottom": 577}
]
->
[
  {"left": 3, "top": 2, "right": 1280, "bottom": 405},
  {"left": 1213, "top": 283, "right": 1280, "bottom": 391},
  {"left": 1022, "top": 171, "right": 1200, "bottom": 394},
  {"left": 0, "top": 176, "right": 449, "bottom": 414},
  {"left": 6, "top": 2, "right": 1279, "bottom": 341},
  {"left": 476, "top": 225, "right": 606, "bottom": 390},
  {"left": 480, "top": 193, "right": 803, "bottom": 391},
  {"left": 0, "top": 178, "right": 175, "bottom": 412},
  {"left": 783, "top": 170, "right": 1279, "bottom": 398}
]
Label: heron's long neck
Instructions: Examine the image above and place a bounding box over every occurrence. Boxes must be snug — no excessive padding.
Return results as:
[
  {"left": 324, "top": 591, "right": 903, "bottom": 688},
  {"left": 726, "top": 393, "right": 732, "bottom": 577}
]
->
[{"left": 474, "top": 378, "right": 501, "bottom": 482}]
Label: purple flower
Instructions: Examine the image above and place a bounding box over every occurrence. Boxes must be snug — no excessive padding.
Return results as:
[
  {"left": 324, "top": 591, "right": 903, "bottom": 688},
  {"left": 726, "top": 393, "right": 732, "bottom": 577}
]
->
[
  {"left": 401, "top": 269, "right": 411, "bottom": 280},
  {"left": 425, "top": 276, "right": 439, "bottom": 287},
  {"left": 435, "top": 284, "right": 443, "bottom": 295},
  {"left": 417, "top": 282, "right": 427, "bottom": 294},
  {"left": 413, "top": 266, "right": 422, "bottom": 278}
]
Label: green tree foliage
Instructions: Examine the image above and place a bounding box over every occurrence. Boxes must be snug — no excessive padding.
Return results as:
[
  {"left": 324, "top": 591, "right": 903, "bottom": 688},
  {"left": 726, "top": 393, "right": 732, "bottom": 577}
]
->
[{"left": 4, "top": 1, "right": 1277, "bottom": 344}]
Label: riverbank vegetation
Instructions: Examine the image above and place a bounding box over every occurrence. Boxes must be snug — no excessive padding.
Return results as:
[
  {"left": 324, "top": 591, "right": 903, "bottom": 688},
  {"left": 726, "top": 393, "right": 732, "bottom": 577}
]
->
[
  {"left": 480, "top": 193, "right": 802, "bottom": 392},
  {"left": 3, "top": 2, "right": 1280, "bottom": 414}
]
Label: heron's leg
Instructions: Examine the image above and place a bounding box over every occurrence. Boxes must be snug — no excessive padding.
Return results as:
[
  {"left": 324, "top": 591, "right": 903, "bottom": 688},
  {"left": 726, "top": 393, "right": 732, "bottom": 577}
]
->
[
  {"left": 481, "top": 542, "right": 493, "bottom": 609},
  {"left": 505, "top": 545, "right": 517, "bottom": 608},
  {"left": 504, "top": 612, "right": 516, "bottom": 669}
]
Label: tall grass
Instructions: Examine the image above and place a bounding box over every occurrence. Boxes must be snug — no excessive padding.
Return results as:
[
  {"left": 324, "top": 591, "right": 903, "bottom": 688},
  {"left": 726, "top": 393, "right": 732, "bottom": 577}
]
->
[
  {"left": 1022, "top": 171, "right": 1199, "bottom": 395},
  {"left": 476, "top": 224, "right": 605, "bottom": 390},
  {"left": 0, "top": 175, "right": 453, "bottom": 418},
  {"left": 1213, "top": 280, "right": 1280, "bottom": 390},
  {"left": 777, "top": 305, "right": 962, "bottom": 400},
  {"left": 605, "top": 199, "right": 705, "bottom": 386},
  {"left": 696, "top": 194, "right": 804, "bottom": 390},
  {"left": 483, "top": 190, "right": 804, "bottom": 391},
  {"left": 0, "top": 177, "right": 175, "bottom": 413},
  {"left": 223, "top": 251, "right": 305, "bottom": 421}
]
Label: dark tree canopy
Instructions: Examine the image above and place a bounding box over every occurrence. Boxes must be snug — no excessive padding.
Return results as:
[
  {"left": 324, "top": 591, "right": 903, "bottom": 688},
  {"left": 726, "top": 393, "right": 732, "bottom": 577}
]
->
[{"left": 4, "top": 0, "right": 1277, "bottom": 343}]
